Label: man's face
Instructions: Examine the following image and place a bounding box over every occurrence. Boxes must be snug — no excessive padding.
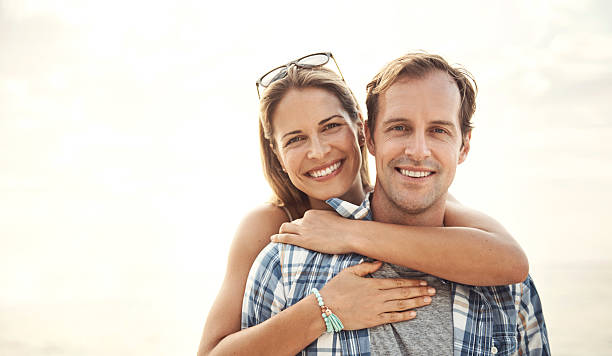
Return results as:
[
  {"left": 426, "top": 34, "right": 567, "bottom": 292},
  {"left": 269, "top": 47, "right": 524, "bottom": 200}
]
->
[{"left": 366, "top": 70, "right": 470, "bottom": 215}]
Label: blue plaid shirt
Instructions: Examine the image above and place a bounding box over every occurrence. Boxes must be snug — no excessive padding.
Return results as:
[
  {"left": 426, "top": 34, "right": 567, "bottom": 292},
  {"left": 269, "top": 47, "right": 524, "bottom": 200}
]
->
[{"left": 242, "top": 194, "right": 550, "bottom": 355}]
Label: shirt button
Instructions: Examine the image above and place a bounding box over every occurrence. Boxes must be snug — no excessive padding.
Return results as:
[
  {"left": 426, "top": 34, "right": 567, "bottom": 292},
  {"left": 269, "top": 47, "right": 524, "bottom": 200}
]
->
[{"left": 491, "top": 345, "right": 498, "bottom": 354}]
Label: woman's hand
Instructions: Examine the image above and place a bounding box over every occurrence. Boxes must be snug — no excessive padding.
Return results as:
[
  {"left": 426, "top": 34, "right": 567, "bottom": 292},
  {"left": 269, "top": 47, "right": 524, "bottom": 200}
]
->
[
  {"left": 270, "top": 209, "right": 355, "bottom": 254},
  {"left": 319, "top": 261, "right": 436, "bottom": 330}
]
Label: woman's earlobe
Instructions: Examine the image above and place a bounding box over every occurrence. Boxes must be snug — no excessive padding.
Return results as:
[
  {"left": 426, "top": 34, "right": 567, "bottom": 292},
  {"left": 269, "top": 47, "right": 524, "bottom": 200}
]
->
[
  {"left": 358, "top": 132, "right": 366, "bottom": 147},
  {"left": 355, "top": 121, "right": 366, "bottom": 147}
]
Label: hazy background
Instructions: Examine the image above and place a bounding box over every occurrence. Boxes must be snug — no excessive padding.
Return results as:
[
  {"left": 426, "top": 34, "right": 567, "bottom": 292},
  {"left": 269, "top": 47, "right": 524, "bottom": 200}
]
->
[{"left": 1, "top": 0, "right": 611, "bottom": 354}]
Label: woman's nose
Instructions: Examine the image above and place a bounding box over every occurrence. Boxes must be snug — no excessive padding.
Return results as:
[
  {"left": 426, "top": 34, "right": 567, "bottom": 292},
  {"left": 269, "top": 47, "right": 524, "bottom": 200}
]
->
[{"left": 307, "top": 136, "right": 331, "bottom": 160}]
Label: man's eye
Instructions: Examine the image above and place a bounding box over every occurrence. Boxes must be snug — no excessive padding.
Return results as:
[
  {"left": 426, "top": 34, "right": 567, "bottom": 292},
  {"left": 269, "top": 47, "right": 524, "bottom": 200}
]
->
[
  {"left": 391, "top": 125, "right": 406, "bottom": 131},
  {"left": 285, "top": 136, "right": 304, "bottom": 146},
  {"left": 432, "top": 128, "right": 447, "bottom": 134}
]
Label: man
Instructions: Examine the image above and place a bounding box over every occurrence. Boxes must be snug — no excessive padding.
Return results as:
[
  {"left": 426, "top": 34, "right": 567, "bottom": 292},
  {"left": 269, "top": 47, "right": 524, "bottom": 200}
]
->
[{"left": 242, "top": 53, "right": 550, "bottom": 355}]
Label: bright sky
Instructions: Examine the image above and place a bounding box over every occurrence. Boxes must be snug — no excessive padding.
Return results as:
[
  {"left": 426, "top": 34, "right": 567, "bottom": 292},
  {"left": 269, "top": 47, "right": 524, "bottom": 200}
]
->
[{"left": 1, "top": 0, "right": 611, "bottom": 354}]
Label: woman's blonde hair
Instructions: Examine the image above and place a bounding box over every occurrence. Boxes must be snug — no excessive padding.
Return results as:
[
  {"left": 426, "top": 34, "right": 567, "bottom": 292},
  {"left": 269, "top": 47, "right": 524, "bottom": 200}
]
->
[{"left": 258, "top": 66, "right": 370, "bottom": 219}]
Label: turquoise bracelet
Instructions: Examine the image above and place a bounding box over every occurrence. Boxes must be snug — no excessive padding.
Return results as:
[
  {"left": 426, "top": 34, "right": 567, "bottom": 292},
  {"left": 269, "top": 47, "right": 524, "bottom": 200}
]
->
[{"left": 311, "top": 288, "right": 344, "bottom": 333}]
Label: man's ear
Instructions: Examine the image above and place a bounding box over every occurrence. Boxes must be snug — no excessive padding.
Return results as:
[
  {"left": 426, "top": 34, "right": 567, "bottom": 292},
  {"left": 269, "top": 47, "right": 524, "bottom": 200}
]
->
[
  {"left": 365, "top": 120, "right": 376, "bottom": 155},
  {"left": 458, "top": 131, "right": 471, "bottom": 164}
]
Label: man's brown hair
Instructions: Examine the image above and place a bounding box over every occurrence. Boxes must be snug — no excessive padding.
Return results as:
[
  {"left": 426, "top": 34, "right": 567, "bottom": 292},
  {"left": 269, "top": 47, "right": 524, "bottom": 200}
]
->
[{"left": 365, "top": 53, "right": 477, "bottom": 146}]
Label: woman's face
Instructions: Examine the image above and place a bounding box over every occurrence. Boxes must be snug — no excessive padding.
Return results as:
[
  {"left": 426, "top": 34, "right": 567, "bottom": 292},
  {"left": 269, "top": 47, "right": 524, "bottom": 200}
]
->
[{"left": 271, "top": 87, "right": 364, "bottom": 203}]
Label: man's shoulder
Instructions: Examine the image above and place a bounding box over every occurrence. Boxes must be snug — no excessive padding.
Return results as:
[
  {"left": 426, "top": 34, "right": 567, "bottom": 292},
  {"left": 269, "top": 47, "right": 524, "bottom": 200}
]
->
[
  {"left": 457, "top": 274, "right": 542, "bottom": 315},
  {"left": 477, "top": 274, "right": 538, "bottom": 298}
]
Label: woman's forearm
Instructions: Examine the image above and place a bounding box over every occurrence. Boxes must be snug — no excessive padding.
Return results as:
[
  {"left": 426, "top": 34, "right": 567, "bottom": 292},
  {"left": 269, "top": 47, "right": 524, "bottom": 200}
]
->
[
  {"left": 273, "top": 207, "right": 529, "bottom": 285},
  {"left": 198, "top": 205, "right": 326, "bottom": 356},
  {"left": 202, "top": 295, "right": 325, "bottom": 356},
  {"left": 348, "top": 220, "right": 528, "bottom": 286}
]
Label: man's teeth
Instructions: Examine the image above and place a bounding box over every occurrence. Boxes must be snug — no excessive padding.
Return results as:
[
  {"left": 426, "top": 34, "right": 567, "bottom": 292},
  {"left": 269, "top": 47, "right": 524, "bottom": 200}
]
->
[
  {"left": 309, "top": 161, "right": 342, "bottom": 178},
  {"left": 399, "top": 169, "right": 433, "bottom": 178}
]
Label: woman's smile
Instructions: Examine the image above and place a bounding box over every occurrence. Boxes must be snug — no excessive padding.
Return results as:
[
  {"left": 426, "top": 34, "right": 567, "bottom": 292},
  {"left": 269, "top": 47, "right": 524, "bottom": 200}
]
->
[{"left": 306, "top": 159, "right": 344, "bottom": 180}]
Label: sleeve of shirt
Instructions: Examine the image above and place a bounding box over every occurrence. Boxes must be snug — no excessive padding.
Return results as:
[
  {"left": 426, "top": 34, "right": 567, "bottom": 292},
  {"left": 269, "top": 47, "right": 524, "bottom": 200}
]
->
[
  {"left": 516, "top": 275, "right": 551, "bottom": 355},
  {"left": 241, "top": 242, "right": 287, "bottom": 329}
]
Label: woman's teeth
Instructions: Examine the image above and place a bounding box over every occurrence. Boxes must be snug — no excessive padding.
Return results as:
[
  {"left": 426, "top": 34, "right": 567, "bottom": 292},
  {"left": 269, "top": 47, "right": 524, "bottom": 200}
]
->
[
  {"left": 399, "top": 169, "right": 433, "bottom": 178},
  {"left": 308, "top": 161, "right": 342, "bottom": 178}
]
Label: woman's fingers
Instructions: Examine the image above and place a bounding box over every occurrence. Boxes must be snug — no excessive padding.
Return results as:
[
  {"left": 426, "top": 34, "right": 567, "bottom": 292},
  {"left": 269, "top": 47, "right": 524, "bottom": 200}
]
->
[
  {"left": 383, "top": 294, "right": 433, "bottom": 312},
  {"left": 343, "top": 261, "right": 383, "bottom": 276},
  {"left": 320, "top": 271, "right": 438, "bottom": 330},
  {"left": 375, "top": 277, "right": 428, "bottom": 290},
  {"left": 270, "top": 233, "right": 299, "bottom": 245},
  {"left": 383, "top": 285, "right": 436, "bottom": 300},
  {"left": 378, "top": 310, "right": 418, "bottom": 323},
  {"left": 278, "top": 220, "right": 301, "bottom": 234}
]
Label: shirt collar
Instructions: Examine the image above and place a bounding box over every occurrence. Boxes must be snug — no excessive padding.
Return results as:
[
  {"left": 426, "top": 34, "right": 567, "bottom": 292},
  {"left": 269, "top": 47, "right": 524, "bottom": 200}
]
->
[{"left": 325, "top": 191, "right": 373, "bottom": 220}]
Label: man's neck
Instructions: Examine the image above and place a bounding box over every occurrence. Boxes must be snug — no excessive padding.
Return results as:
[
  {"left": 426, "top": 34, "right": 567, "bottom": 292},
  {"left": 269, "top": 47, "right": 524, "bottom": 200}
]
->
[{"left": 370, "top": 186, "right": 446, "bottom": 227}]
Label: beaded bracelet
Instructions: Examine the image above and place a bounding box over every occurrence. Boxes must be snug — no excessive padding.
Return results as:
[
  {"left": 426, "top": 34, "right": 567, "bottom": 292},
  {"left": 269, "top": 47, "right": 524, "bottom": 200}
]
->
[{"left": 311, "top": 288, "right": 344, "bottom": 333}]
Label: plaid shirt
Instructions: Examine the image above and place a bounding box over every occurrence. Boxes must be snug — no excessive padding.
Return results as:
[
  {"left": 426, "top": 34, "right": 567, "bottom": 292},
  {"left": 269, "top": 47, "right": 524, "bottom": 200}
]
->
[{"left": 242, "top": 194, "right": 550, "bottom": 355}]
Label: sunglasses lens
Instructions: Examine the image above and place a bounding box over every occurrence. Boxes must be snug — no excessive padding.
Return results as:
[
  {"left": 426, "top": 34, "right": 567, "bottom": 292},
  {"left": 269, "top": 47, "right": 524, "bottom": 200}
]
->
[
  {"left": 260, "top": 67, "right": 288, "bottom": 87},
  {"left": 297, "top": 53, "right": 329, "bottom": 67}
]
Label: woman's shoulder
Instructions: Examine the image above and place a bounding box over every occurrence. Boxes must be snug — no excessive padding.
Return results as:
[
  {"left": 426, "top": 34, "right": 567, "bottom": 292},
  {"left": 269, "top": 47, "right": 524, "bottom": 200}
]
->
[
  {"left": 240, "top": 203, "right": 290, "bottom": 226},
  {"left": 233, "top": 203, "right": 290, "bottom": 249}
]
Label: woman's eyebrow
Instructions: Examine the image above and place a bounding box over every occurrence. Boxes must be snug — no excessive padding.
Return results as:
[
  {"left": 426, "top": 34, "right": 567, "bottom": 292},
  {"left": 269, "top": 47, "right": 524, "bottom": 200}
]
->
[
  {"left": 281, "top": 115, "right": 344, "bottom": 140},
  {"left": 281, "top": 130, "right": 302, "bottom": 140},
  {"left": 318, "top": 115, "right": 342, "bottom": 126}
]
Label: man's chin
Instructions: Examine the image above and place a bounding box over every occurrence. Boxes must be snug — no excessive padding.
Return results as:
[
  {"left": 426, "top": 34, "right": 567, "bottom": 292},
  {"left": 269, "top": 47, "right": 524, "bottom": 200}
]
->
[{"left": 388, "top": 192, "right": 440, "bottom": 214}]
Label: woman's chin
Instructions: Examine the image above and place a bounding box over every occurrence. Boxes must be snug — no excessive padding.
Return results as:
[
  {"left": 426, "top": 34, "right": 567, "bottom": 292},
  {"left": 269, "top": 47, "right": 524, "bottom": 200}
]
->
[
  {"left": 305, "top": 189, "right": 345, "bottom": 206},
  {"left": 309, "top": 187, "right": 351, "bottom": 203}
]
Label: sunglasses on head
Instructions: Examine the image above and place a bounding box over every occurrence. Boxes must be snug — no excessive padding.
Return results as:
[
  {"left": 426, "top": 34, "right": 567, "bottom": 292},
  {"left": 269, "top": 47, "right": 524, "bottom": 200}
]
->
[{"left": 256, "top": 52, "right": 345, "bottom": 99}]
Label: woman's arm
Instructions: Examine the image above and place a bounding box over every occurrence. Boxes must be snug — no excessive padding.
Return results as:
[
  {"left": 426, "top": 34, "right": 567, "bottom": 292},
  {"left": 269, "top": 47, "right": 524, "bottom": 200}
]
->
[
  {"left": 272, "top": 197, "right": 529, "bottom": 286},
  {"left": 197, "top": 205, "right": 434, "bottom": 356}
]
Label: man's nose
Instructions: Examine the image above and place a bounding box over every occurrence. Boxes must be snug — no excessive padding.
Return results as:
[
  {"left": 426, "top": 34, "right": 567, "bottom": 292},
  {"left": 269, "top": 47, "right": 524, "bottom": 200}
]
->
[
  {"left": 404, "top": 131, "right": 432, "bottom": 161},
  {"left": 307, "top": 136, "right": 331, "bottom": 160}
]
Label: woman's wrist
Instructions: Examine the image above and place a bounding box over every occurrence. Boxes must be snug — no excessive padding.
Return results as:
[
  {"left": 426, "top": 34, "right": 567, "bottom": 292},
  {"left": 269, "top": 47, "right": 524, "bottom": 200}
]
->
[
  {"left": 303, "top": 293, "right": 328, "bottom": 335},
  {"left": 311, "top": 288, "right": 344, "bottom": 333},
  {"left": 345, "top": 220, "right": 368, "bottom": 255}
]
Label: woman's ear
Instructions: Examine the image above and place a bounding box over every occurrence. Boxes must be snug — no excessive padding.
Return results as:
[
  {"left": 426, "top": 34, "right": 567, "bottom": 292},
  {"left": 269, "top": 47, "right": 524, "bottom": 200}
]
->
[
  {"left": 270, "top": 142, "right": 287, "bottom": 173},
  {"left": 356, "top": 113, "right": 366, "bottom": 147},
  {"left": 358, "top": 129, "right": 366, "bottom": 147}
]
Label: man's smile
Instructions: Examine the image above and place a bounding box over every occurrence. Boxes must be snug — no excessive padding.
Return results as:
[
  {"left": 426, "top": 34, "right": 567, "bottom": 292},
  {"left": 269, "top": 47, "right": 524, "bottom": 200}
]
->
[{"left": 397, "top": 168, "right": 435, "bottom": 178}]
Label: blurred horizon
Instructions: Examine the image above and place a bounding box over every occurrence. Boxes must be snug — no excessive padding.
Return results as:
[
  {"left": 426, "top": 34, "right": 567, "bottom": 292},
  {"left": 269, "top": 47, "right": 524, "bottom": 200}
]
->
[{"left": 1, "top": 0, "right": 611, "bottom": 354}]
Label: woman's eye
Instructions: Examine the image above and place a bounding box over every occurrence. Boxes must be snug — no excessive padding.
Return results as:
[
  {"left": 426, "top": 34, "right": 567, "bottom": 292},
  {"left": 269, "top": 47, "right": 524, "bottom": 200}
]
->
[
  {"left": 285, "top": 136, "right": 304, "bottom": 146},
  {"left": 391, "top": 125, "right": 405, "bottom": 131},
  {"left": 323, "top": 122, "right": 341, "bottom": 131}
]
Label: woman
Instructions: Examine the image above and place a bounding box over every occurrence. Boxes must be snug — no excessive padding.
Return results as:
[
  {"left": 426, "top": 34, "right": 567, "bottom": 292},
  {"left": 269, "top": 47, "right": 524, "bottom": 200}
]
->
[{"left": 198, "top": 53, "right": 528, "bottom": 356}]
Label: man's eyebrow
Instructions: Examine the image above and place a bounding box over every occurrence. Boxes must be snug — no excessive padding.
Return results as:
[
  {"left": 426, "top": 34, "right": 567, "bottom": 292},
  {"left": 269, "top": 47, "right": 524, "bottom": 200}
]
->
[
  {"left": 382, "top": 117, "right": 410, "bottom": 125},
  {"left": 382, "top": 118, "right": 458, "bottom": 131},
  {"left": 430, "top": 120, "right": 456, "bottom": 127}
]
